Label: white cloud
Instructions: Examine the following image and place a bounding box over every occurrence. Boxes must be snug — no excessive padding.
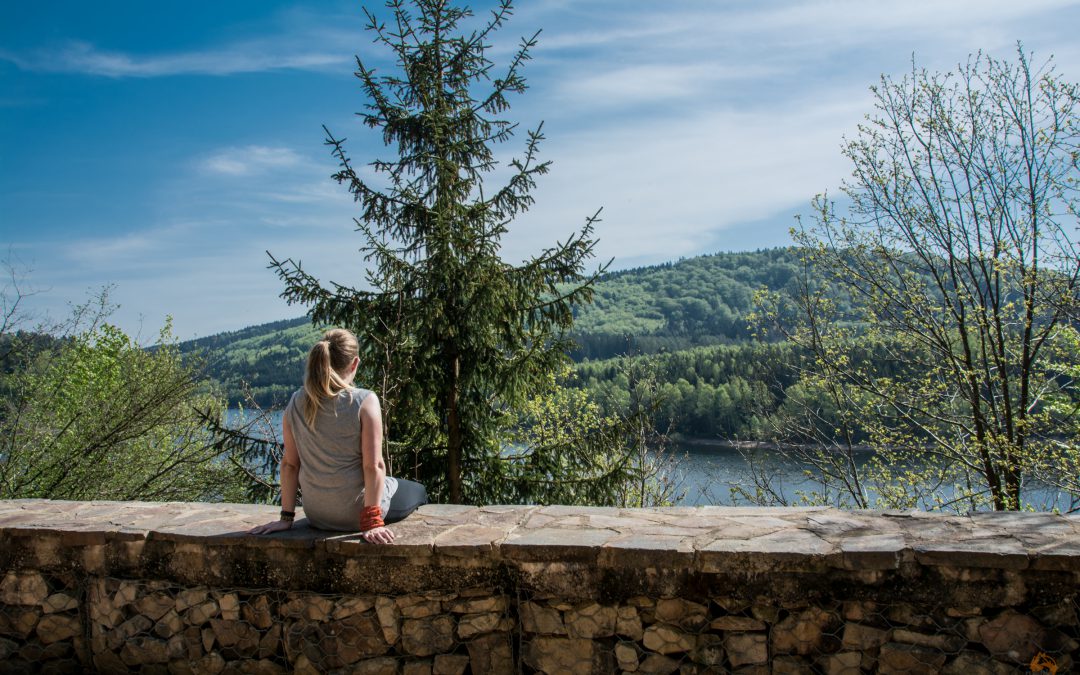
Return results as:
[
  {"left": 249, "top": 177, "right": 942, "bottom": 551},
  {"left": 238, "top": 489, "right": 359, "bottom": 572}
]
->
[
  {"left": 557, "top": 62, "right": 780, "bottom": 108},
  {"left": 502, "top": 90, "right": 870, "bottom": 265},
  {"left": 0, "top": 40, "right": 350, "bottom": 78},
  {"left": 200, "top": 146, "right": 305, "bottom": 177}
]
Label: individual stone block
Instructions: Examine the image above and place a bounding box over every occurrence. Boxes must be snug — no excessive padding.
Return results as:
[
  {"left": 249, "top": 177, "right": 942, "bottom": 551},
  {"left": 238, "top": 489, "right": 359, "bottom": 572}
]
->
[
  {"left": 643, "top": 623, "right": 695, "bottom": 655},
  {"left": 41, "top": 593, "right": 78, "bottom": 614},
  {"left": 177, "top": 625, "right": 204, "bottom": 660},
  {"left": 0, "top": 572, "right": 49, "bottom": 606},
  {"left": 137, "top": 592, "right": 175, "bottom": 621},
  {"left": 279, "top": 596, "right": 332, "bottom": 622},
  {"left": 691, "top": 633, "right": 724, "bottom": 666},
  {"left": 841, "top": 601, "right": 876, "bottom": 622},
  {"left": 884, "top": 603, "right": 933, "bottom": 629},
  {"left": 35, "top": 614, "right": 80, "bottom": 645},
  {"left": 893, "top": 628, "right": 966, "bottom": 653},
  {"left": 217, "top": 593, "right": 240, "bottom": 621},
  {"left": 520, "top": 601, "right": 564, "bottom": 635},
  {"left": 202, "top": 626, "right": 215, "bottom": 653},
  {"left": 467, "top": 631, "right": 514, "bottom": 675},
  {"left": 654, "top": 598, "right": 708, "bottom": 631},
  {"left": 257, "top": 623, "right": 281, "bottom": 660},
  {"left": 321, "top": 613, "right": 389, "bottom": 661},
  {"left": 112, "top": 581, "right": 139, "bottom": 609},
  {"left": 945, "top": 606, "right": 982, "bottom": 618},
  {"left": 457, "top": 611, "right": 509, "bottom": 639},
  {"left": 175, "top": 588, "right": 209, "bottom": 613},
  {"left": 713, "top": 597, "right": 751, "bottom": 614},
  {"left": 1033, "top": 600, "right": 1077, "bottom": 627},
  {"left": 154, "top": 610, "right": 184, "bottom": 639},
  {"left": 209, "top": 618, "right": 260, "bottom": 658},
  {"left": 24, "top": 639, "right": 74, "bottom": 662},
  {"left": 616, "top": 605, "right": 644, "bottom": 640},
  {"left": 106, "top": 614, "right": 152, "bottom": 651},
  {"left": 93, "top": 650, "right": 128, "bottom": 673},
  {"left": 185, "top": 599, "right": 220, "bottom": 626},
  {"left": 333, "top": 597, "right": 375, "bottom": 620},
  {"left": 433, "top": 653, "right": 469, "bottom": 675},
  {"left": 978, "top": 610, "right": 1044, "bottom": 664},
  {"left": 230, "top": 659, "right": 287, "bottom": 674},
  {"left": 402, "top": 616, "right": 455, "bottom": 657},
  {"left": 190, "top": 651, "right": 226, "bottom": 675},
  {"left": 878, "top": 642, "right": 947, "bottom": 675},
  {"left": 524, "top": 637, "right": 596, "bottom": 674},
  {"left": 750, "top": 605, "right": 780, "bottom": 624},
  {"left": 242, "top": 595, "right": 274, "bottom": 630},
  {"left": 403, "top": 660, "right": 433, "bottom": 675},
  {"left": 710, "top": 616, "right": 766, "bottom": 632},
  {"left": 448, "top": 596, "right": 506, "bottom": 614},
  {"left": 724, "top": 632, "right": 768, "bottom": 667},
  {"left": 0, "top": 606, "right": 41, "bottom": 639},
  {"left": 400, "top": 599, "right": 442, "bottom": 619},
  {"left": 818, "top": 651, "right": 862, "bottom": 675},
  {"left": 565, "top": 602, "right": 616, "bottom": 639},
  {"left": 941, "top": 651, "right": 1017, "bottom": 675},
  {"left": 165, "top": 632, "right": 186, "bottom": 661},
  {"left": 637, "top": 653, "right": 680, "bottom": 674},
  {"left": 376, "top": 596, "right": 402, "bottom": 645},
  {"left": 772, "top": 607, "right": 840, "bottom": 655},
  {"left": 120, "top": 636, "right": 169, "bottom": 666},
  {"left": 771, "top": 655, "right": 814, "bottom": 674},
  {"left": 841, "top": 623, "right": 889, "bottom": 652},
  {"left": 615, "top": 641, "right": 640, "bottom": 671}
]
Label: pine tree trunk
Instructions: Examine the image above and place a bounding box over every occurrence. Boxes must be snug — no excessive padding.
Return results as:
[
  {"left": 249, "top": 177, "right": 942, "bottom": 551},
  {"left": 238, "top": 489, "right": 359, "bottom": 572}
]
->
[{"left": 447, "top": 353, "right": 462, "bottom": 503}]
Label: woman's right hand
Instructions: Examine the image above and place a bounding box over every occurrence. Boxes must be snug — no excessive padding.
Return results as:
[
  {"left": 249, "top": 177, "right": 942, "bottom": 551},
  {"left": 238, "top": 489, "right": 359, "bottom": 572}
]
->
[
  {"left": 249, "top": 520, "right": 294, "bottom": 535},
  {"left": 362, "top": 526, "right": 395, "bottom": 544}
]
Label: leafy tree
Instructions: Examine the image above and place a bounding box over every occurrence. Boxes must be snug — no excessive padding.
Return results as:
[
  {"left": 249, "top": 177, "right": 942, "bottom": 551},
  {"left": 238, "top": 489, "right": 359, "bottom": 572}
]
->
[
  {"left": 268, "top": 0, "right": 606, "bottom": 503},
  {"left": 756, "top": 47, "right": 1080, "bottom": 511},
  {"left": 0, "top": 294, "right": 244, "bottom": 501}
]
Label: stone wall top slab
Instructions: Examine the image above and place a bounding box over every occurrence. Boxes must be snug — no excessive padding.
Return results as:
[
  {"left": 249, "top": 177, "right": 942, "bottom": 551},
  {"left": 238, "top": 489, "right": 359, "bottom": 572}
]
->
[{"left": 2, "top": 500, "right": 1077, "bottom": 572}]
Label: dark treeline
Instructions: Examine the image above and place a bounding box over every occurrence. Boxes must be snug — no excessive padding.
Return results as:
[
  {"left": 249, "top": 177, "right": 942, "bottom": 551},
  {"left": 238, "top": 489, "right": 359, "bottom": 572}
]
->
[{"left": 576, "top": 337, "right": 915, "bottom": 441}]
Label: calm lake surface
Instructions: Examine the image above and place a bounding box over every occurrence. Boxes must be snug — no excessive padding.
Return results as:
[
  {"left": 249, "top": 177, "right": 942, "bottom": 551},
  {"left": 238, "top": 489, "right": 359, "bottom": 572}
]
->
[{"left": 226, "top": 410, "right": 1071, "bottom": 510}]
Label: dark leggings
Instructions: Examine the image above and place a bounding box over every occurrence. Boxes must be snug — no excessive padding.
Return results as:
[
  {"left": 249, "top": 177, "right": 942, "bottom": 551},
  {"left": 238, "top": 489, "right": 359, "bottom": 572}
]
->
[{"left": 385, "top": 478, "right": 428, "bottom": 524}]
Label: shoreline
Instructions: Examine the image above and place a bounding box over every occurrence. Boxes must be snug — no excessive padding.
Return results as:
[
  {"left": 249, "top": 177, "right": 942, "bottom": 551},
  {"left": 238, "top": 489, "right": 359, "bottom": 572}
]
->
[{"left": 672, "top": 435, "right": 876, "bottom": 453}]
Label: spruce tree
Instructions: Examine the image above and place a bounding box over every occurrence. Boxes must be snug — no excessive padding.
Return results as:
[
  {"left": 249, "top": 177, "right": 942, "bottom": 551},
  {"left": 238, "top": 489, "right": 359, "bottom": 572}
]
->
[{"left": 269, "top": 0, "right": 608, "bottom": 503}]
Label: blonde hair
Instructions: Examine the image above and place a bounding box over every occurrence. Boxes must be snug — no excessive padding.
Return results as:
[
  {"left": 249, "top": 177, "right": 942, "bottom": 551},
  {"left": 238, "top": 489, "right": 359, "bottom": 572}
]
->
[{"left": 302, "top": 328, "right": 360, "bottom": 427}]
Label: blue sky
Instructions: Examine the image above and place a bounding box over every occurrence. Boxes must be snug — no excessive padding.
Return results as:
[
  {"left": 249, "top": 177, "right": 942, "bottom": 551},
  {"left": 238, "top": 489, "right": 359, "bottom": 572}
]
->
[{"left": 2, "top": 0, "right": 1079, "bottom": 340}]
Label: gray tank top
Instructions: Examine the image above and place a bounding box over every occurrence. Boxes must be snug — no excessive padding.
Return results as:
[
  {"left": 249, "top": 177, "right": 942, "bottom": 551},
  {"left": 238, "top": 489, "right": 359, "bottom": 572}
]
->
[{"left": 285, "top": 387, "right": 397, "bottom": 531}]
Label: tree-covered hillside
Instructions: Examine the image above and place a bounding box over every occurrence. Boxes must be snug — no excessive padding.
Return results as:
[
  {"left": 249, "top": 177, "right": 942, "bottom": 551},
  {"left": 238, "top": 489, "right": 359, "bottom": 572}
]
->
[
  {"left": 182, "top": 317, "right": 322, "bottom": 405},
  {"left": 181, "top": 247, "right": 819, "bottom": 407},
  {"left": 570, "top": 248, "right": 812, "bottom": 359}
]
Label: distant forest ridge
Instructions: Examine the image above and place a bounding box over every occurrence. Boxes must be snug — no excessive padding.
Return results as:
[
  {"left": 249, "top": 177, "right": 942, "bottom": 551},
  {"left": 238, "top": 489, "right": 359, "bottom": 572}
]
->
[{"left": 179, "top": 247, "right": 836, "bottom": 435}]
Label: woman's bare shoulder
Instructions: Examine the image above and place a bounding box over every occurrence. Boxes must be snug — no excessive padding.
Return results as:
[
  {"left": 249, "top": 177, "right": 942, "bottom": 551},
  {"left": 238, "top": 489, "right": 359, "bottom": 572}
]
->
[{"left": 357, "top": 389, "right": 381, "bottom": 419}]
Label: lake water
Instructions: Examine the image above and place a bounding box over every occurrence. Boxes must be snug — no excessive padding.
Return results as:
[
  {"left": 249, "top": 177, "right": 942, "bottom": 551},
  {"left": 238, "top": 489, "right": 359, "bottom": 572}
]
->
[{"left": 225, "top": 410, "right": 1071, "bottom": 511}]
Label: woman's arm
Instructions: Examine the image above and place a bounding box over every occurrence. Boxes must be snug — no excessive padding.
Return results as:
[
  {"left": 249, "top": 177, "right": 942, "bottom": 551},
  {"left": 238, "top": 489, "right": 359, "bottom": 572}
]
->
[
  {"left": 359, "top": 393, "right": 395, "bottom": 544},
  {"left": 249, "top": 412, "right": 302, "bottom": 534}
]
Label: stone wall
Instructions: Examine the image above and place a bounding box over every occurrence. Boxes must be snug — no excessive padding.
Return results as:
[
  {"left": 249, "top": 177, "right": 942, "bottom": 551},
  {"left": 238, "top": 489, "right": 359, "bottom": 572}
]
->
[{"left": 1, "top": 500, "right": 1078, "bottom": 674}]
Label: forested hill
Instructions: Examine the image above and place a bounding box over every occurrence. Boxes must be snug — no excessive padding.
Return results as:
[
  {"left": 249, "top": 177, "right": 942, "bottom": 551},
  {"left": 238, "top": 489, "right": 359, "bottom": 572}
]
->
[{"left": 181, "top": 247, "right": 813, "bottom": 405}]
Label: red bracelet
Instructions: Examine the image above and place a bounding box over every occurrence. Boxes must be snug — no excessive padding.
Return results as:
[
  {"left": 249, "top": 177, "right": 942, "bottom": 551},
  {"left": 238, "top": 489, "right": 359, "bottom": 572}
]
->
[{"left": 360, "top": 505, "right": 384, "bottom": 532}]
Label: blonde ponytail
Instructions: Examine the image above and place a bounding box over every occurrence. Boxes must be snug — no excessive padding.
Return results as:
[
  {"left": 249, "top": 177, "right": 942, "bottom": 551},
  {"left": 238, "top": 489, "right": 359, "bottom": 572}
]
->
[{"left": 302, "top": 329, "right": 360, "bottom": 428}]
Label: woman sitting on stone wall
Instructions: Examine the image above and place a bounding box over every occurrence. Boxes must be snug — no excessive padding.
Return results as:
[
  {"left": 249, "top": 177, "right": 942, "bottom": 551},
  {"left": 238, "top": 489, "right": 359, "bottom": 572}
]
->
[{"left": 249, "top": 328, "right": 427, "bottom": 544}]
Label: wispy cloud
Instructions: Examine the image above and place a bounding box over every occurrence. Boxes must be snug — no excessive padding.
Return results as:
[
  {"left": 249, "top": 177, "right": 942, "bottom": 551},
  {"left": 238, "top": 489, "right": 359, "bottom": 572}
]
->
[
  {"left": 200, "top": 146, "right": 306, "bottom": 177},
  {"left": 0, "top": 39, "right": 349, "bottom": 78}
]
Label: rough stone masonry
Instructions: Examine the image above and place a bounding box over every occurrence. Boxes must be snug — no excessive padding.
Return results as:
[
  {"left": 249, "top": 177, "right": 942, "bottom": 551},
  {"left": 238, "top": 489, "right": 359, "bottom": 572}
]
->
[{"left": 1, "top": 499, "right": 1079, "bottom": 673}]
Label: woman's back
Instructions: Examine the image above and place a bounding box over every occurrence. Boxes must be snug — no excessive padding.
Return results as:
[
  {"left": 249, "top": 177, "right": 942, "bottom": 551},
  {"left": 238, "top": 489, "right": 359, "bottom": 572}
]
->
[{"left": 285, "top": 386, "right": 396, "bottom": 530}]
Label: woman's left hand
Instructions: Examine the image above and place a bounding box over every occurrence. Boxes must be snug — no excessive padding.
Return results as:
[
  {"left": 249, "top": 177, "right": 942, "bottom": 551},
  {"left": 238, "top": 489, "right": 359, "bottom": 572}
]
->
[
  {"left": 249, "top": 520, "right": 293, "bottom": 535},
  {"left": 362, "top": 526, "right": 395, "bottom": 544}
]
